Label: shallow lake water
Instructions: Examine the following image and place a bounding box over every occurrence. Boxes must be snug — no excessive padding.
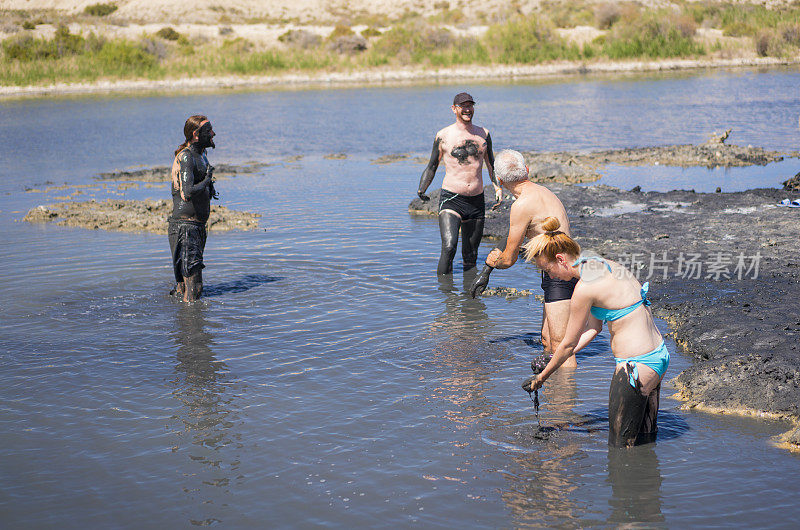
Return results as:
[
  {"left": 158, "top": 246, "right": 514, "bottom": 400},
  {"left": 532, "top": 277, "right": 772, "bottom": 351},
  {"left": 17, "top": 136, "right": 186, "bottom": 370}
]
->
[{"left": 1, "top": 68, "right": 800, "bottom": 527}]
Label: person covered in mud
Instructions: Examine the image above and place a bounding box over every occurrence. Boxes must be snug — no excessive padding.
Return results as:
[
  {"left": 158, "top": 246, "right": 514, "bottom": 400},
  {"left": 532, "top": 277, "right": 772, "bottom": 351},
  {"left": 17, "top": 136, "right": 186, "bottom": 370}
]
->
[
  {"left": 522, "top": 217, "right": 669, "bottom": 447},
  {"left": 468, "top": 149, "right": 577, "bottom": 364},
  {"left": 416, "top": 92, "right": 502, "bottom": 275},
  {"left": 168, "top": 114, "right": 218, "bottom": 302}
]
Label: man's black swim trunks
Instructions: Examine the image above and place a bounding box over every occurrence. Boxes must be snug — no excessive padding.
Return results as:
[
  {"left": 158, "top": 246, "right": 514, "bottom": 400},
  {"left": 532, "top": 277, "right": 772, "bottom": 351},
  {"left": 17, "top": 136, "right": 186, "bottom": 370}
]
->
[
  {"left": 541, "top": 271, "right": 578, "bottom": 303},
  {"left": 168, "top": 218, "right": 207, "bottom": 281},
  {"left": 438, "top": 189, "right": 485, "bottom": 221}
]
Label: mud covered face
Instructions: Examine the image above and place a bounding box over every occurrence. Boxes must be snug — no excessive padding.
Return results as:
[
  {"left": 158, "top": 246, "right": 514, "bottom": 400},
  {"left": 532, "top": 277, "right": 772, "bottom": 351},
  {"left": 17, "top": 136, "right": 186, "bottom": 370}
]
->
[
  {"left": 454, "top": 102, "right": 474, "bottom": 122},
  {"left": 196, "top": 122, "right": 216, "bottom": 149}
]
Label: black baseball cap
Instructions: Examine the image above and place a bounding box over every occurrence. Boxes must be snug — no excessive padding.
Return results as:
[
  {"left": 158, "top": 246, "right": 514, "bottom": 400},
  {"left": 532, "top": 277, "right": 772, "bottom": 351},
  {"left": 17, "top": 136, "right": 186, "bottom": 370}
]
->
[{"left": 453, "top": 92, "right": 475, "bottom": 106}]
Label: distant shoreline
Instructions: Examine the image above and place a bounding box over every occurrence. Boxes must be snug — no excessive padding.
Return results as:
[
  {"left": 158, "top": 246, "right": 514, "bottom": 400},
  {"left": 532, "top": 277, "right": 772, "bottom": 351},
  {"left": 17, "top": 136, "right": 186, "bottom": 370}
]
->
[{"left": 2, "top": 56, "right": 798, "bottom": 99}]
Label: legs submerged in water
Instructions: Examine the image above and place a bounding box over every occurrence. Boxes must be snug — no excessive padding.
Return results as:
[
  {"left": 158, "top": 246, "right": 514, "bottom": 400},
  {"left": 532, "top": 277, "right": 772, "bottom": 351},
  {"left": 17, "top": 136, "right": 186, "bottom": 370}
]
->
[
  {"left": 541, "top": 300, "right": 574, "bottom": 365},
  {"left": 437, "top": 211, "right": 461, "bottom": 275},
  {"left": 183, "top": 266, "right": 203, "bottom": 302},
  {"left": 460, "top": 218, "right": 483, "bottom": 272},
  {"left": 437, "top": 210, "right": 483, "bottom": 275},
  {"left": 608, "top": 363, "right": 661, "bottom": 447}
]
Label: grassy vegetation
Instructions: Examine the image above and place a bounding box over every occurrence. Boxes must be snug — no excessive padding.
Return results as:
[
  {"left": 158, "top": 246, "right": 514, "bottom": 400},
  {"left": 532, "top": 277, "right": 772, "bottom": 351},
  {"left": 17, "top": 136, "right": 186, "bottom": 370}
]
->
[
  {"left": 1, "top": 2, "right": 799, "bottom": 87},
  {"left": 83, "top": 3, "right": 118, "bottom": 17}
]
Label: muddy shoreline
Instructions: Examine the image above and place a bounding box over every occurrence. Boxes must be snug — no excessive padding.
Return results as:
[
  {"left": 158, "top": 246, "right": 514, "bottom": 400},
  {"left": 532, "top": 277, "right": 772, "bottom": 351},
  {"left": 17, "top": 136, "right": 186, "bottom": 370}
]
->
[{"left": 409, "top": 181, "right": 800, "bottom": 447}]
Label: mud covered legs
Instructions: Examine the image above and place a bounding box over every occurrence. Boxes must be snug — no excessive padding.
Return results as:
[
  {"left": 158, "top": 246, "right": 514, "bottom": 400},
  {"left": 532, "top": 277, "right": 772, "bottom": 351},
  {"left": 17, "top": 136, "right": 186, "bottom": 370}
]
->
[
  {"left": 437, "top": 211, "right": 483, "bottom": 275},
  {"left": 438, "top": 211, "right": 461, "bottom": 275},
  {"left": 183, "top": 267, "right": 203, "bottom": 302},
  {"left": 608, "top": 364, "right": 661, "bottom": 447},
  {"left": 460, "top": 218, "right": 483, "bottom": 272}
]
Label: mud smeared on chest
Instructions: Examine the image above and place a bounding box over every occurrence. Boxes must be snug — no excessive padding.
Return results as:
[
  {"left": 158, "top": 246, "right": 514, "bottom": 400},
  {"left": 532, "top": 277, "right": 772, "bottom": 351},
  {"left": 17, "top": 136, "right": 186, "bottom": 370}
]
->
[{"left": 450, "top": 139, "right": 481, "bottom": 165}]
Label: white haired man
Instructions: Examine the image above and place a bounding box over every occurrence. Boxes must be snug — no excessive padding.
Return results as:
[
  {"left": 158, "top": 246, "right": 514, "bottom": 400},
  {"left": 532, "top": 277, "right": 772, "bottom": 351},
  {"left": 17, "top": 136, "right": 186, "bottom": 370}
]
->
[{"left": 469, "top": 149, "right": 578, "bottom": 367}]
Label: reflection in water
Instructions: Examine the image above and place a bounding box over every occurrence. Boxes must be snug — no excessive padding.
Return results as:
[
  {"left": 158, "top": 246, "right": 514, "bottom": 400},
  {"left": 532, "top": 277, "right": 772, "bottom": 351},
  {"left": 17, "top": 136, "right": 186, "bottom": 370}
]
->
[
  {"left": 503, "top": 440, "right": 585, "bottom": 526},
  {"left": 202, "top": 273, "right": 281, "bottom": 297},
  {"left": 428, "top": 272, "right": 497, "bottom": 429},
  {"left": 497, "top": 369, "right": 587, "bottom": 526},
  {"left": 169, "top": 304, "right": 240, "bottom": 526},
  {"left": 606, "top": 444, "right": 664, "bottom": 525}
]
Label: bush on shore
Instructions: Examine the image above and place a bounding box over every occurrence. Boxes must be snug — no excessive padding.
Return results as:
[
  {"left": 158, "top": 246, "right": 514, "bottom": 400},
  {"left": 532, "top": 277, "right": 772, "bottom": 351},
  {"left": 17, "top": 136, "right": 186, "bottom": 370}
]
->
[
  {"left": 598, "top": 11, "right": 705, "bottom": 58},
  {"left": 83, "top": 3, "right": 118, "bottom": 17}
]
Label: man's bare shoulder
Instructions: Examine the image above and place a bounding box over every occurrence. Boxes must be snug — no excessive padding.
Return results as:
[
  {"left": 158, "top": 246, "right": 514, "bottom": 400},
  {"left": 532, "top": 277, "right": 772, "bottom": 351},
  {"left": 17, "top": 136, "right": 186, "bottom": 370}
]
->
[{"left": 437, "top": 123, "right": 457, "bottom": 138}]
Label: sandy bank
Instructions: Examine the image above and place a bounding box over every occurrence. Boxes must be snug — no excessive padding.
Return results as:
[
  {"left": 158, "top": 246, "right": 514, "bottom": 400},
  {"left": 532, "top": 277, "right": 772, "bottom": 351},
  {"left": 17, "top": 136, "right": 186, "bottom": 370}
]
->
[
  {"left": 409, "top": 180, "right": 800, "bottom": 449},
  {"left": 2, "top": 57, "right": 798, "bottom": 99},
  {"left": 24, "top": 198, "right": 260, "bottom": 233}
]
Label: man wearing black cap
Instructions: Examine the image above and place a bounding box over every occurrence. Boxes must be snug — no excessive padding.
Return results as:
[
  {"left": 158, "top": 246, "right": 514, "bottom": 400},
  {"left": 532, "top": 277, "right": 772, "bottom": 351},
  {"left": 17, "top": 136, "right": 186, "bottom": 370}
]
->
[{"left": 417, "top": 92, "right": 501, "bottom": 275}]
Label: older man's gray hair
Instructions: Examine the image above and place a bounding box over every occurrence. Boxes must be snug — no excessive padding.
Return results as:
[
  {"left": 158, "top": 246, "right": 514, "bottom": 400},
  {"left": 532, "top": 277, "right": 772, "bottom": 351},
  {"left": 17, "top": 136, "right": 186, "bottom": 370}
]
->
[{"left": 494, "top": 149, "right": 528, "bottom": 183}]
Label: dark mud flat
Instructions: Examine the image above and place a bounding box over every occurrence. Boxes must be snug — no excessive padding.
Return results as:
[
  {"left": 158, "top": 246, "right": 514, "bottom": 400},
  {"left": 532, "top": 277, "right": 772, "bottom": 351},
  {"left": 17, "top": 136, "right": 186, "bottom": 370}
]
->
[
  {"left": 410, "top": 184, "right": 800, "bottom": 448},
  {"left": 24, "top": 199, "right": 260, "bottom": 234}
]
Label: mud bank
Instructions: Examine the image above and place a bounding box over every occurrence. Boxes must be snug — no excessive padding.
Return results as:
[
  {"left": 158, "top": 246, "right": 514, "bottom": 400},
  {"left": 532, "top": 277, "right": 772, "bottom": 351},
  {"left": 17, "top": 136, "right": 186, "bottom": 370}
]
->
[
  {"left": 409, "top": 184, "right": 800, "bottom": 446},
  {"left": 522, "top": 142, "right": 797, "bottom": 184},
  {"left": 400, "top": 140, "right": 796, "bottom": 186},
  {"left": 24, "top": 199, "right": 260, "bottom": 233},
  {"left": 96, "top": 162, "right": 271, "bottom": 182}
]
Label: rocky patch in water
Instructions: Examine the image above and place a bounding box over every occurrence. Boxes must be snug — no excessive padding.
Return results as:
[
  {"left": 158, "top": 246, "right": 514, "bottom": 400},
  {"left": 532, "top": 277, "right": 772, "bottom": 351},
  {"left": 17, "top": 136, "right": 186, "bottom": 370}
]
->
[
  {"left": 521, "top": 142, "right": 797, "bottom": 184},
  {"left": 24, "top": 199, "right": 260, "bottom": 234},
  {"left": 96, "top": 162, "right": 271, "bottom": 182},
  {"left": 410, "top": 183, "right": 800, "bottom": 448},
  {"left": 482, "top": 286, "right": 534, "bottom": 300}
]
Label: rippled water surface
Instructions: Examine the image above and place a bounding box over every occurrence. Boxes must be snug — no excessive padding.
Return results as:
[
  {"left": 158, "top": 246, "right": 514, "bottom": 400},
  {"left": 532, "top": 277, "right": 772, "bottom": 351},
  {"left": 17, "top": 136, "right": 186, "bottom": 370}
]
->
[{"left": 2, "top": 69, "right": 800, "bottom": 527}]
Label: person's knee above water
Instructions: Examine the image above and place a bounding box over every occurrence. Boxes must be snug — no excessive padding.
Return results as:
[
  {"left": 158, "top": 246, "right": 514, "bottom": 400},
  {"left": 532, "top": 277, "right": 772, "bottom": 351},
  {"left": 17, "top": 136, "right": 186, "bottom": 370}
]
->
[
  {"left": 468, "top": 149, "right": 576, "bottom": 357},
  {"left": 415, "top": 92, "right": 502, "bottom": 275},
  {"left": 522, "top": 217, "right": 670, "bottom": 447},
  {"left": 168, "top": 114, "right": 218, "bottom": 302}
]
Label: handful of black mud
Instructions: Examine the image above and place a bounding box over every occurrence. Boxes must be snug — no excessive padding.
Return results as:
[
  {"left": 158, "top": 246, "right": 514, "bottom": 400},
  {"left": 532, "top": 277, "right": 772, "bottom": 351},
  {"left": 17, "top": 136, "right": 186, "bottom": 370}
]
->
[
  {"left": 530, "top": 353, "right": 551, "bottom": 375},
  {"left": 522, "top": 353, "right": 552, "bottom": 427}
]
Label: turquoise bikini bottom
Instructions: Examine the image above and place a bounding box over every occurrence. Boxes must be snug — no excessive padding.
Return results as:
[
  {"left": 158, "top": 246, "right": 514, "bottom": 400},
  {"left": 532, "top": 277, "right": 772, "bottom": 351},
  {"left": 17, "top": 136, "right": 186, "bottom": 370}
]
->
[{"left": 615, "top": 341, "right": 670, "bottom": 388}]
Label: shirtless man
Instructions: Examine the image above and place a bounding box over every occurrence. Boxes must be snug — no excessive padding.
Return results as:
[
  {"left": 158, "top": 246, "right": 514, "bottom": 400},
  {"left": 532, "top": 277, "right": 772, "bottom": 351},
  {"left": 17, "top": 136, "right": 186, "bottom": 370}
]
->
[
  {"left": 417, "top": 92, "right": 502, "bottom": 275},
  {"left": 468, "top": 149, "right": 578, "bottom": 366},
  {"left": 168, "top": 115, "right": 218, "bottom": 302}
]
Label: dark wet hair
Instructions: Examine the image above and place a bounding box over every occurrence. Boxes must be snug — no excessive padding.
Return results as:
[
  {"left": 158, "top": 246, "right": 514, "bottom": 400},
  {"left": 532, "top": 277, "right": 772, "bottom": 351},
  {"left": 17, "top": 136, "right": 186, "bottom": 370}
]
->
[{"left": 174, "top": 115, "right": 208, "bottom": 157}]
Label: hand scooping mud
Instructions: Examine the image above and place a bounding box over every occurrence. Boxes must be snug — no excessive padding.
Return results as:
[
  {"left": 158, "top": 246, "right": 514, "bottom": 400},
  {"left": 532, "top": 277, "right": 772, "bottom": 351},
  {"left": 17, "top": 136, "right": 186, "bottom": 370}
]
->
[
  {"left": 417, "top": 190, "right": 430, "bottom": 202},
  {"left": 468, "top": 265, "right": 493, "bottom": 298}
]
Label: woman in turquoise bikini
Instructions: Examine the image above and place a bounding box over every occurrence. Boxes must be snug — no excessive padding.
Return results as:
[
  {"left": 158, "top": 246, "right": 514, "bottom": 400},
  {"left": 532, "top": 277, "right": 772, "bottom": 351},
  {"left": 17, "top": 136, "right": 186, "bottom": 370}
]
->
[{"left": 524, "top": 216, "right": 669, "bottom": 447}]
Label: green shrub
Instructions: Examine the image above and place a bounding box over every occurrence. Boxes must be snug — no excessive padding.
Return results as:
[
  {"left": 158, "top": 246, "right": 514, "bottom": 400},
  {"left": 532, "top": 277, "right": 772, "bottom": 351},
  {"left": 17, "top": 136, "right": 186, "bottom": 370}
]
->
[
  {"left": 156, "top": 27, "right": 182, "bottom": 41},
  {"left": 96, "top": 40, "right": 157, "bottom": 70},
  {"left": 22, "top": 20, "right": 36, "bottom": 30},
  {"left": 486, "top": 14, "right": 576, "bottom": 63},
  {"left": 600, "top": 13, "right": 705, "bottom": 58},
  {"left": 84, "top": 3, "right": 118, "bottom": 17},
  {"left": 2, "top": 26, "right": 85, "bottom": 61},
  {"left": 221, "top": 37, "right": 252, "bottom": 54},
  {"left": 755, "top": 29, "right": 784, "bottom": 56},
  {"left": 541, "top": 0, "right": 594, "bottom": 28},
  {"left": 360, "top": 27, "right": 381, "bottom": 38},
  {"left": 781, "top": 23, "right": 800, "bottom": 46},
  {"left": 327, "top": 24, "right": 354, "bottom": 40}
]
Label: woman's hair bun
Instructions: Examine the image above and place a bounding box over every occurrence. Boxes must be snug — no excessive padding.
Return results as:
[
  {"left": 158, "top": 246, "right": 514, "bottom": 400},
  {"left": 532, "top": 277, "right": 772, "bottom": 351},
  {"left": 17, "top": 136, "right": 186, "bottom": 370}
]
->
[{"left": 540, "top": 216, "right": 561, "bottom": 233}]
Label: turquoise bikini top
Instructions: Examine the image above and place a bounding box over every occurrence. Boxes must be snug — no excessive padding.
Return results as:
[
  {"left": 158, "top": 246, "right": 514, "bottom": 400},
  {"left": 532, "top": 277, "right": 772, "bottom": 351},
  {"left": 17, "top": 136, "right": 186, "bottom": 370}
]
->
[{"left": 573, "top": 255, "right": 651, "bottom": 322}]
